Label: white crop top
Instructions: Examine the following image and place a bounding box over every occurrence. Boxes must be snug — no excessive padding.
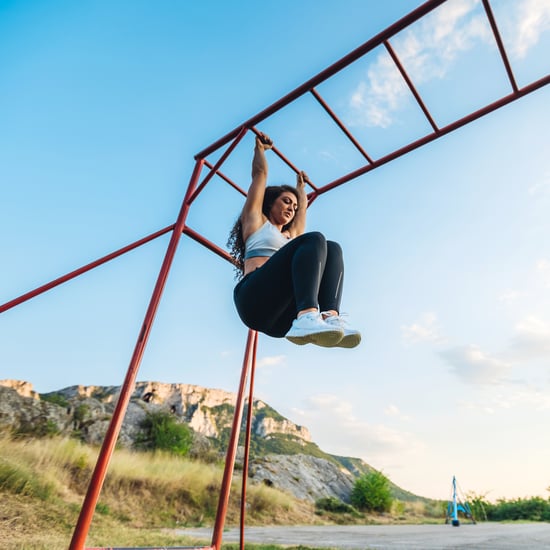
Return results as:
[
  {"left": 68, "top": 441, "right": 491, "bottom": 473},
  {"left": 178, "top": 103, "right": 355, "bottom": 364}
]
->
[{"left": 244, "top": 221, "right": 291, "bottom": 259}]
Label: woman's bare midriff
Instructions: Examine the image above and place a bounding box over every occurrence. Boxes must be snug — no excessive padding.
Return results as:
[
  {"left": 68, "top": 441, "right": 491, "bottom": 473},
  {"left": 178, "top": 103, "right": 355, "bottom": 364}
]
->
[{"left": 244, "top": 256, "right": 269, "bottom": 276}]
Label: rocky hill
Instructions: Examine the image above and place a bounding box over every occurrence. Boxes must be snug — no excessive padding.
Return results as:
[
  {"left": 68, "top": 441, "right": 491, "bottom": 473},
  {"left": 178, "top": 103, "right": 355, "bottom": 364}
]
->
[{"left": 0, "top": 379, "right": 424, "bottom": 504}]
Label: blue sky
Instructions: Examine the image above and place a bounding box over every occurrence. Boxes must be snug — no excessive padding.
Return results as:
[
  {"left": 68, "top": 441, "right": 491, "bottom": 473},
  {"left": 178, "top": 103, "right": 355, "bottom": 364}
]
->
[{"left": 1, "top": 0, "right": 549, "bottom": 502}]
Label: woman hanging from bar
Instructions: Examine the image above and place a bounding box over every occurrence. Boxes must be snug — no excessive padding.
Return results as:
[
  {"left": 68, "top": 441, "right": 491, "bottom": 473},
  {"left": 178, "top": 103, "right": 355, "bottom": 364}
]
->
[{"left": 228, "top": 132, "right": 361, "bottom": 348}]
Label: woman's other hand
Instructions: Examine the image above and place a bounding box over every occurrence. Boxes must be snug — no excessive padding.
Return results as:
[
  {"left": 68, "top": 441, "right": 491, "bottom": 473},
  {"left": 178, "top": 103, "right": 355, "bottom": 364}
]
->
[{"left": 296, "top": 170, "right": 310, "bottom": 190}]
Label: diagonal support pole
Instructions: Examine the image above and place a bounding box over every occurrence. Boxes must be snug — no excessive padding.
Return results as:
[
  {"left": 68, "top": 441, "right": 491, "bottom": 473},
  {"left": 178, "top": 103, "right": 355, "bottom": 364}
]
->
[{"left": 68, "top": 159, "right": 205, "bottom": 550}]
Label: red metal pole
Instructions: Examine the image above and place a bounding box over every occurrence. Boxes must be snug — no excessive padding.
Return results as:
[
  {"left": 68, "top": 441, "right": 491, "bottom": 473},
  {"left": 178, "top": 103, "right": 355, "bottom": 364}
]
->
[
  {"left": 203, "top": 159, "right": 247, "bottom": 197},
  {"left": 68, "top": 159, "right": 205, "bottom": 550},
  {"left": 181, "top": 226, "right": 234, "bottom": 264},
  {"left": 210, "top": 329, "right": 258, "bottom": 550},
  {"left": 0, "top": 225, "right": 174, "bottom": 315},
  {"left": 482, "top": 0, "right": 518, "bottom": 93},
  {"left": 309, "top": 87, "right": 374, "bottom": 163},
  {"left": 315, "top": 74, "right": 550, "bottom": 197},
  {"left": 383, "top": 40, "right": 439, "bottom": 132},
  {"left": 188, "top": 126, "right": 248, "bottom": 205},
  {"left": 195, "top": 0, "right": 448, "bottom": 160},
  {"left": 240, "top": 332, "right": 258, "bottom": 550}
]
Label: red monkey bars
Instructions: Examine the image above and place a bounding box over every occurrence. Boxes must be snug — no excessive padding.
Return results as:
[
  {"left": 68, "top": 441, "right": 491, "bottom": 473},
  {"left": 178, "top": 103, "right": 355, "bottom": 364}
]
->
[{"left": 1, "top": 1, "right": 548, "bottom": 548}]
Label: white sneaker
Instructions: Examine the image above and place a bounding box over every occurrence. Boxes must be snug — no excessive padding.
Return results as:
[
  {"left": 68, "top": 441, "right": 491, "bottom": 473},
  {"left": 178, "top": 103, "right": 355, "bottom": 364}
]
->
[
  {"left": 323, "top": 313, "right": 361, "bottom": 348},
  {"left": 285, "top": 311, "right": 344, "bottom": 347}
]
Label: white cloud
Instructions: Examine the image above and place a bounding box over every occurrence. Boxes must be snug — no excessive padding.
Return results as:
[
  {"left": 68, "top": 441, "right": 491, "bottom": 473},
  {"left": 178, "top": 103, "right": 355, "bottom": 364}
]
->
[
  {"left": 511, "top": 0, "right": 550, "bottom": 59},
  {"left": 459, "top": 386, "right": 550, "bottom": 413},
  {"left": 510, "top": 315, "right": 550, "bottom": 358},
  {"left": 498, "top": 289, "right": 524, "bottom": 304},
  {"left": 384, "top": 404, "right": 412, "bottom": 422},
  {"left": 257, "top": 354, "right": 286, "bottom": 368},
  {"left": 348, "top": 0, "right": 490, "bottom": 128},
  {"left": 401, "top": 312, "right": 443, "bottom": 343},
  {"left": 440, "top": 344, "right": 511, "bottom": 384},
  {"left": 291, "top": 394, "right": 423, "bottom": 465},
  {"left": 536, "top": 259, "right": 550, "bottom": 288},
  {"left": 528, "top": 171, "right": 550, "bottom": 196},
  {"left": 348, "top": 0, "right": 550, "bottom": 128}
]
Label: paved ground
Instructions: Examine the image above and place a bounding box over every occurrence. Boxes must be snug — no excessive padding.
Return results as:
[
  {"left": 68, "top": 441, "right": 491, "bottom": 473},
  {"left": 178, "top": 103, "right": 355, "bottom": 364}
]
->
[{"left": 179, "top": 523, "right": 550, "bottom": 549}]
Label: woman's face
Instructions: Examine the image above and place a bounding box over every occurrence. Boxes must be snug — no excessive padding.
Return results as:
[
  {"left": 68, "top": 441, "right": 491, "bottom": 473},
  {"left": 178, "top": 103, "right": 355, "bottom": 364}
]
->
[{"left": 269, "top": 191, "right": 298, "bottom": 227}]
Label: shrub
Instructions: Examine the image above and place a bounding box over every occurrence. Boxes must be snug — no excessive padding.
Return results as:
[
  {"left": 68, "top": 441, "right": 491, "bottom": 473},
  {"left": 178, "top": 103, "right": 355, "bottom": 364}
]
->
[
  {"left": 40, "top": 392, "right": 69, "bottom": 408},
  {"left": 487, "top": 496, "right": 550, "bottom": 522},
  {"left": 138, "top": 411, "right": 193, "bottom": 456},
  {"left": 351, "top": 470, "right": 393, "bottom": 513},
  {"left": 315, "top": 496, "right": 357, "bottom": 514}
]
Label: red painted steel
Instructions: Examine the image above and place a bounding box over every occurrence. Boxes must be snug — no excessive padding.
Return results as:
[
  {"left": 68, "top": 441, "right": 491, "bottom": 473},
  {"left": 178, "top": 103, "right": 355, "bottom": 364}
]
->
[
  {"left": 86, "top": 547, "right": 214, "bottom": 549},
  {"left": 187, "top": 127, "right": 248, "bottom": 206},
  {"left": 383, "top": 40, "right": 439, "bottom": 132},
  {"left": 195, "top": 0, "right": 448, "bottom": 160},
  {"left": 482, "top": 0, "right": 518, "bottom": 93},
  {"left": 68, "top": 159, "right": 205, "bottom": 550},
  {"left": 240, "top": 332, "right": 258, "bottom": 550},
  {"left": 0, "top": 225, "right": 174, "bottom": 315},
  {"left": 315, "top": 74, "right": 550, "bottom": 197},
  {"left": 210, "top": 329, "right": 258, "bottom": 550},
  {"left": 2, "top": 1, "right": 547, "bottom": 548},
  {"left": 310, "top": 87, "right": 374, "bottom": 163},
  {"left": 203, "top": 159, "right": 247, "bottom": 197},
  {"left": 249, "top": 127, "right": 306, "bottom": 185},
  {"left": 182, "top": 225, "right": 234, "bottom": 264}
]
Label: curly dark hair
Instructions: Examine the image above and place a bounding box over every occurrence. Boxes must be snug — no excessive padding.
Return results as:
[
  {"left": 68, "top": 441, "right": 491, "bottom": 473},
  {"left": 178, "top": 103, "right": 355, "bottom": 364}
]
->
[{"left": 227, "top": 185, "right": 300, "bottom": 279}]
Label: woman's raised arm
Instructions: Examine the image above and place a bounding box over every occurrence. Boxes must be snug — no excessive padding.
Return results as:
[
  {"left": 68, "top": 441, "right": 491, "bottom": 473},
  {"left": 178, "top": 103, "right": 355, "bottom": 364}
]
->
[
  {"left": 240, "top": 133, "right": 272, "bottom": 242},
  {"left": 288, "top": 170, "right": 309, "bottom": 238}
]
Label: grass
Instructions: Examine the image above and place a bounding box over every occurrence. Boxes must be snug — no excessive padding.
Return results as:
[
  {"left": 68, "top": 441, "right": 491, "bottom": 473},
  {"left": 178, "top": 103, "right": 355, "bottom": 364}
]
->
[{"left": 0, "top": 434, "right": 442, "bottom": 549}]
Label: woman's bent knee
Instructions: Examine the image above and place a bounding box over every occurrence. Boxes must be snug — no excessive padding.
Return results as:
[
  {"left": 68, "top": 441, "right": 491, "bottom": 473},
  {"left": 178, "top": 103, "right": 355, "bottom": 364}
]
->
[
  {"left": 327, "top": 240, "right": 343, "bottom": 258},
  {"left": 299, "top": 231, "right": 327, "bottom": 251}
]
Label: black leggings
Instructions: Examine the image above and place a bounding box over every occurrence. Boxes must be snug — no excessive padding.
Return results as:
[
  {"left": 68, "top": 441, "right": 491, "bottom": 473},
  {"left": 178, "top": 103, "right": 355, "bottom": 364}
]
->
[{"left": 233, "top": 231, "right": 344, "bottom": 338}]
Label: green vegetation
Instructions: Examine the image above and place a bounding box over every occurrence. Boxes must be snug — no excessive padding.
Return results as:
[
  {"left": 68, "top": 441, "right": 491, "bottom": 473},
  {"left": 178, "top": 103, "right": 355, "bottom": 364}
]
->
[
  {"left": 351, "top": 470, "right": 393, "bottom": 513},
  {"left": 12, "top": 416, "right": 60, "bottom": 438},
  {"left": 0, "top": 432, "right": 450, "bottom": 549},
  {"left": 315, "top": 497, "right": 359, "bottom": 516},
  {"left": 138, "top": 410, "right": 193, "bottom": 456},
  {"left": 40, "top": 392, "right": 70, "bottom": 408},
  {"left": 467, "top": 493, "right": 550, "bottom": 522},
  {"left": 253, "top": 403, "right": 286, "bottom": 423},
  {"left": 0, "top": 434, "right": 306, "bottom": 549}
]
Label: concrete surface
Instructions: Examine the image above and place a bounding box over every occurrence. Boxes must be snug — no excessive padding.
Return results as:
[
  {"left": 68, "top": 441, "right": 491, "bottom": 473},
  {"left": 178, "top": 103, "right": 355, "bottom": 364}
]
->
[{"left": 179, "top": 523, "right": 550, "bottom": 549}]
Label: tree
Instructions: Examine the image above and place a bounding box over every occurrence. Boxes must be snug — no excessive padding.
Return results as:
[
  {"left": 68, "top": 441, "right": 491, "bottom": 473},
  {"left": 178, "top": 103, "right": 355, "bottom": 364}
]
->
[{"left": 351, "top": 470, "right": 393, "bottom": 513}]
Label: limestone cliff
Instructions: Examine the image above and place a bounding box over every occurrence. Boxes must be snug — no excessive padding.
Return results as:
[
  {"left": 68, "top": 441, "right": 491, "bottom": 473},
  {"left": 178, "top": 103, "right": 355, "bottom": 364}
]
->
[{"left": 1, "top": 379, "right": 361, "bottom": 502}]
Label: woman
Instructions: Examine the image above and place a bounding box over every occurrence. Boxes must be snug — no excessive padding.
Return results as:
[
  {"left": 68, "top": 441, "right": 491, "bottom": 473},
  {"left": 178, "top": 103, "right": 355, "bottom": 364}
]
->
[{"left": 228, "top": 133, "right": 360, "bottom": 348}]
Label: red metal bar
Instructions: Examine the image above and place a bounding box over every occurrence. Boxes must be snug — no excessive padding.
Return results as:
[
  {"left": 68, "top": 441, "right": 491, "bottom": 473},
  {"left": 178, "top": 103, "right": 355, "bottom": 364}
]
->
[
  {"left": 239, "top": 332, "right": 258, "bottom": 550},
  {"left": 203, "top": 159, "right": 247, "bottom": 197},
  {"left": 383, "top": 40, "right": 439, "bottom": 132},
  {"left": 188, "top": 127, "right": 248, "bottom": 205},
  {"left": 195, "top": 0, "right": 448, "bottom": 160},
  {"left": 249, "top": 127, "right": 320, "bottom": 192},
  {"left": 0, "top": 225, "right": 174, "bottom": 315},
  {"left": 482, "top": 0, "right": 518, "bottom": 93},
  {"left": 86, "top": 547, "right": 214, "bottom": 549},
  {"left": 310, "top": 87, "right": 374, "bottom": 163},
  {"left": 211, "top": 329, "right": 258, "bottom": 550},
  {"left": 68, "top": 159, "right": 205, "bottom": 550},
  {"left": 315, "top": 74, "right": 550, "bottom": 196},
  {"left": 182, "top": 225, "right": 234, "bottom": 264}
]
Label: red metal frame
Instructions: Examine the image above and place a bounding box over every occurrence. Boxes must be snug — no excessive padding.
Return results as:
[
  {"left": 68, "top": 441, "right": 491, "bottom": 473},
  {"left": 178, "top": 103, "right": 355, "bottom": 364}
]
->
[{"left": 1, "top": 1, "right": 548, "bottom": 548}]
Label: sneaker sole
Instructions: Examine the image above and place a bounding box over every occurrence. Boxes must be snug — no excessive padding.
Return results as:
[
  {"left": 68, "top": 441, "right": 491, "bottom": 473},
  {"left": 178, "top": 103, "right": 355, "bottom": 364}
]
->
[
  {"left": 285, "top": 334, "right": 311, "bottom": 345},
  {"left": 334, "top": 333, "right": 361, "bottom": 349},
  {"left": 286, "top": 329, "right": 343, "bottom": 347}
]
